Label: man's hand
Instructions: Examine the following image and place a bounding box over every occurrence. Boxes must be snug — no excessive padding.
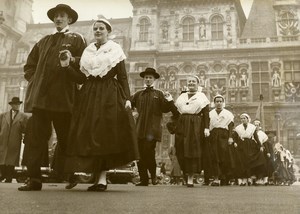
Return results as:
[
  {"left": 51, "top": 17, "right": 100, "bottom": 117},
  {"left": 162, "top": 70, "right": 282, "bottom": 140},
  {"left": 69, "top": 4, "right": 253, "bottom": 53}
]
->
[
  {"left": 164, "top": 91, "right": 173, "bottom": 101},
  {"left": 59, "top": 50, "right": 72, "bottom": 67}
]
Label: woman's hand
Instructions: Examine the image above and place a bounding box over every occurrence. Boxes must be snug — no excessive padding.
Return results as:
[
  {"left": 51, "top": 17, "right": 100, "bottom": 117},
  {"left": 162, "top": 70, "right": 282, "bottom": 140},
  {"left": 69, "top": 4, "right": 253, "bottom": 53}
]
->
[
  {"left": 125, "top": 100, "right": 131, "bottom": 110},
  {"left": 204, "top": 128, "right": 210, "bottom": 137},
  {"left": 228, "top": 137, "right": 234, "bottom": 145}
]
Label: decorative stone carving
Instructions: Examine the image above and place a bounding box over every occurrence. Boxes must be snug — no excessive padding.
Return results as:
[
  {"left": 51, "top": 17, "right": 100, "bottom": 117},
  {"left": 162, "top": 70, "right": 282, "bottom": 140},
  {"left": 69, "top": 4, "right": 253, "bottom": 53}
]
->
[
  {"left": 239, "top": 69, "right": 248, "bottom": 87},
  {"left": 272, "top": 87, "right": 281, "bottom": 101},
  {"left": 199, "top": 20, "right": 206, "bottom": 39},
  {"left": 229, "top": 69, "right": 237, "bottom": 88},
  {"left": 239, "top": 88, "right": 249, "bottom": 101},
  {"left": 158, "top": 67, "right": 168, "bottom": 89},
  {"left": 161, "top": 21, "right": 169, "bottom": 41},
  {"left": 228, "top": 88, "right": 238, "bottom": 102},
  {"left": 285, "top": 82, "right": 300, "bottom": 102},
  {"left": 209, "top": 79, "right": 226, "bottom": 98},
  {"left": 167, "top": 66, "right": 178, "bottom": 91},
  {"left": 271, "top": 69, "right": 281, "bottom": 87},
  {"left": 278, "top": 10, "right": 299, "bottom": 36}
]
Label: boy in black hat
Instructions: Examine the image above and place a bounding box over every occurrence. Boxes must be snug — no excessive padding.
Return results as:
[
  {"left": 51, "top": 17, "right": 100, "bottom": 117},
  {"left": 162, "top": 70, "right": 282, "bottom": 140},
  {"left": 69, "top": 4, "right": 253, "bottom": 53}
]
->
[
  {"left": 131, "top": 67, "right": 175, "bottom": 186},
  {"left": 0, "top": 97, "right": 28, "bottom": 183},
  {"left": 18, "top": 4, "right": 87, "bottom": 191}
]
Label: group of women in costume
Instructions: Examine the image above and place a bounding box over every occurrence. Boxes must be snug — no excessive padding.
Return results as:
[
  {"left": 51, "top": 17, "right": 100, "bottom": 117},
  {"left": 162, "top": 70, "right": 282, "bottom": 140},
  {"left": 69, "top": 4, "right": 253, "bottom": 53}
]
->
[
  {"left": 167, "top": 75, "right": 296, "bottom": 187},
  {"left": 61, "top": 18, "right": 295, "bottom": 191}
]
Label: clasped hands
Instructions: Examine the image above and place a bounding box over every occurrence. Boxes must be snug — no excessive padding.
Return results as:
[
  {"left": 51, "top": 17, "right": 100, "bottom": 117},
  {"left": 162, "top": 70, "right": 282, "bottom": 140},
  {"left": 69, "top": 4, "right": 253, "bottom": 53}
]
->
[
  {"left": 59, "top": 50, "right": 74, "bottom": 67},
  {"left": 163, "top": 91, "right": 173, "bottom": 101}
]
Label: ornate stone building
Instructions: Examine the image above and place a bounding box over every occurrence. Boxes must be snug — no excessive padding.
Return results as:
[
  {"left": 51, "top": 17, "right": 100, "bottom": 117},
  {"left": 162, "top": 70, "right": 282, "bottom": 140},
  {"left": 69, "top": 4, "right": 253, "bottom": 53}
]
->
[{"left": 0, "top": 0, "right": 300, "bottom": 164}]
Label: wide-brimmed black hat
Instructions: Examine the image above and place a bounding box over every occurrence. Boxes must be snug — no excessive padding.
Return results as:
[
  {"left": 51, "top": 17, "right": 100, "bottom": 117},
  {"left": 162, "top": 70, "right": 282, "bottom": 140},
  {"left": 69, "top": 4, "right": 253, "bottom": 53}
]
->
[
  {"left": 9, "top": 97, "right": 22, "bottom": 105},
  {"left": 140, "top": 67, "right": 160, "bottom": 79},
  {"left": 47, "top": 4, "right": 78, "bottom": 25}
]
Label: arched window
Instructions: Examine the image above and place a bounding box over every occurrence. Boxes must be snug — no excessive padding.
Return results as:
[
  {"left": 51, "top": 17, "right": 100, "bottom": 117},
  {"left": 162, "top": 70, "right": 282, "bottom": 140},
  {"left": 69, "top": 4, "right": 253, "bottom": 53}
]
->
[
  {"left": 211, "top": 15, "right": 223, "bottom": 40},
  {"left": 182, "top": 17, "right": 194, "bottom": 41},
  {"left": 139, "top": 18, "right": 150, "bottom": 41}
]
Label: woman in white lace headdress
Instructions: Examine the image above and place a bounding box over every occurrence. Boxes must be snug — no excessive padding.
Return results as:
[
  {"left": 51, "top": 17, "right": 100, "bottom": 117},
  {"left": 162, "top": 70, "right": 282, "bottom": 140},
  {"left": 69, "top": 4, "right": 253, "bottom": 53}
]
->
[
  {"left": 253, "top": 119, "right": 273, "bottom": 185},
  {"left": 232, "top": 113, "right": 266, "bottom": 186},
  {"left": 65, "top": 19, "right": 138, "bottom": 191},
  {"left": 172, "top": 75, "right": 210, "bottom": 187}
]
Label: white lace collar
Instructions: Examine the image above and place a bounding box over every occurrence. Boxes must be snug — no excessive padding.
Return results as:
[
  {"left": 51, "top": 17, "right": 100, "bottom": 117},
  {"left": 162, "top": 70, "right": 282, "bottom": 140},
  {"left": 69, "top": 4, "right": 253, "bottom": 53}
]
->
[{"left": 80, "top": 40, "right": 126, "bottom": 77}]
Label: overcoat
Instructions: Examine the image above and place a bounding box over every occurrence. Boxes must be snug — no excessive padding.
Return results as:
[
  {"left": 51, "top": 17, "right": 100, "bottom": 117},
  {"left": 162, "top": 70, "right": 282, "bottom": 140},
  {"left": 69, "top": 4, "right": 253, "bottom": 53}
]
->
[
  {"left": 0, "top": 111, "right": 28, "bottom": 166},
  {"left": 24, "top": 31, "right": 86, "bottom": 113},
  {"left": 131, "top": 88, "right": 174, "bottom": 142}
]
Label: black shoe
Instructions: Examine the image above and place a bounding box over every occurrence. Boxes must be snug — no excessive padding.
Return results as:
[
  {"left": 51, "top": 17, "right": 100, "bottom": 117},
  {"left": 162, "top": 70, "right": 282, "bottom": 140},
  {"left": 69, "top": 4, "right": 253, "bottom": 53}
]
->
[
  {"left": 151, "top": 177, "right": 158, "bottom": 185},
  {"left": 87, "top": 184, "right": 107, "bottom": 191},
  {"left": 4, "top": 179, "right": 12, "bottom": 183},
  {"left": 210, "top": 181, "right": 220, "bottom": 186},
  {"left": 65, "top": 174, "right": 78, "bottom": 190},
  {"left": 202, "top": 181, "right": 209, "bottom": 186},
  {"left": 220, "top": 179, "right": 229, "bottom": 186},
  {"left": 135, "top": 182, "right": 148, "bottom": 186},
  {"left": 18, "top": 180, "right": 42, "bottom": 191},
  {"left": 65, "top": 182, "right": 78, "bottom": 190}
]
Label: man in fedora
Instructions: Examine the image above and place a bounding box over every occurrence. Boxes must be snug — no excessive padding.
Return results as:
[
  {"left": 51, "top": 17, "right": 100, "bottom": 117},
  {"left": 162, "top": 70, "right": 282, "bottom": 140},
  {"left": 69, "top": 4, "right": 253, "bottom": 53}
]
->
[
  {"left": 131, "top": 67, "right": 175, "bottom": 186},
  {"left": 18, "top": 4, "right": 87, "bottom": 191},
  {"left": 0, "top": 97, "right": 28, "bottom": 183}
]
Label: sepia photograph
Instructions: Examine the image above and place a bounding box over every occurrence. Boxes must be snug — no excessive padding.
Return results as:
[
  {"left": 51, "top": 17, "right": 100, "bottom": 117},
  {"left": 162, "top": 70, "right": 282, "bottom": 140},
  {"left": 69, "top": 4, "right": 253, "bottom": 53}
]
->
[{"left": 0, "top": 0, "right": 299, "bottom": 213}]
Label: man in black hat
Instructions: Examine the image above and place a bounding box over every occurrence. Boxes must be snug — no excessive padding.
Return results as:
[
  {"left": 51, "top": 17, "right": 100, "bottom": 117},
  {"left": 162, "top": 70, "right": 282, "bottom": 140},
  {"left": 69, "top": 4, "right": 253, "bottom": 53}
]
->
[
  {"left": 131, "top": 67, "right": 175, "bottom": 186},
  {"left": 0, "top": 97, "right": 28, "bottom": 183},
  {"left": 18, "top": 4, "right": 87, "bottom": 191}
]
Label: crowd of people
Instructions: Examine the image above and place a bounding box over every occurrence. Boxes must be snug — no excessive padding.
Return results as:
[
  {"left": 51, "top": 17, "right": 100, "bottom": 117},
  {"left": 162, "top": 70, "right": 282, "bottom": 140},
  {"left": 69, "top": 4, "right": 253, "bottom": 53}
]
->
[
  {"left": 166, "top": 97, "right": 297, "bottom": 187},
  {"left": 0, "top": 4, "right": 297, "bottom": 191}
]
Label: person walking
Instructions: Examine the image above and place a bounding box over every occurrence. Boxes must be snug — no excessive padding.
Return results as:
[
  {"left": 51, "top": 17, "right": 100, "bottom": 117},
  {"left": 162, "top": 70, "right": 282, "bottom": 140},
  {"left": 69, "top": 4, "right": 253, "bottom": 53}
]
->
[
  {"left": 172, "top": 75, "right": 210, "bottom": 187},
  {"left": 131, "top": 67, "right": 174, "bottom": 186},
  {"left": 232, "top": 113, "right": 266, "bottom": 186},
  {"left": 208, "top": 94, "right": 234, "bottom": 186},
  {"left": 18, "top": 4, "right": 87, "bottom": 191},
  {"left": 64, "top": 19, "right": 139, "bottom": 191},
  {"left": 253, "top": 119, "right": 270, "bottom": 185},
  {"left": 0, "top": 97, "right": 28, "bottom": 183}
]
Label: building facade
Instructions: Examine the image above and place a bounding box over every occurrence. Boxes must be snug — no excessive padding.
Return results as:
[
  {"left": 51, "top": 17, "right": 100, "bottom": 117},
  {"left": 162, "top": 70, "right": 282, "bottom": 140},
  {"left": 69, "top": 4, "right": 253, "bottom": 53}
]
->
[{"left": 0, "top": 0, "right": 300, "bottom": 164}]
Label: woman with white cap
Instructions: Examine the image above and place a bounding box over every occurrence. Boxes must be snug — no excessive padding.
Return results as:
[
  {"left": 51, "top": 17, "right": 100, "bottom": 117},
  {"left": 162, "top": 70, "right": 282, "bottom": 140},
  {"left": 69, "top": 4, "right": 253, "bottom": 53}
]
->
[
  {"left": 232, "top": 113, "right": 266, "bottom": 186},
  {"left": 64, "top": 19, "right": 138, "bottom": 191},
  {"left": 208, "top": 94, "right": 234, "bottom": 186},
  {"left": 172, "top": 75, "right": 210, "bottom": 187},
  {"left": 253, "top": 119, "right": 272, "bottom": 185}
]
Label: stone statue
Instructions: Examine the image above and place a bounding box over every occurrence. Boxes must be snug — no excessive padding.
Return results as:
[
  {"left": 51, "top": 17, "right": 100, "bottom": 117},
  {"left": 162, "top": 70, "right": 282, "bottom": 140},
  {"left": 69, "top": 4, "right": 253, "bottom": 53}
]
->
[
  {"left": 229, "top": 70, "right": 237, "bottom": 87},
  {"left": 272, "top": 70, "right": 281, "bottom": 87}
]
